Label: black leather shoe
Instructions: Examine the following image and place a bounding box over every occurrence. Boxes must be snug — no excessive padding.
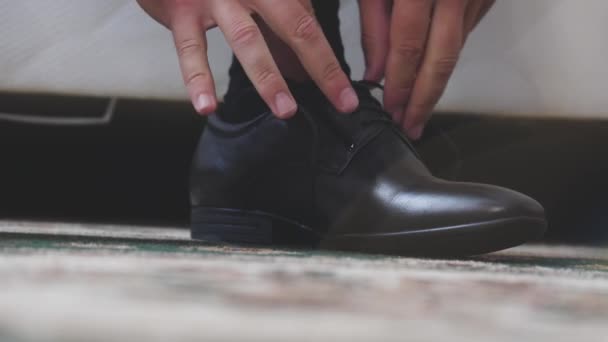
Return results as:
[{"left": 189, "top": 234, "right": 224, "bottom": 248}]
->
[{"left": 189, "top": 82, "right": 547, "bottom": 257}]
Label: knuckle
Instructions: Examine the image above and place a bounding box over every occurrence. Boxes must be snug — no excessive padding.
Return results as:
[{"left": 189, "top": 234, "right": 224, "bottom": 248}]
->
[
  {"left": 395, "top": 82, "right": 414, "bottom": 94},
  {"left": 230, "top": 22, "right": 261, "bottom": 48},
  {"left": 321, "top": 62, "right": 343, "bottom": 83},
  {"left": 411, "top": 0, "right": 431, "bottom": 7},
  {"left": 170, "top": 0, "right": 194, "bottom": 7},
  {"left": 393, "top": 40, "right": 424, "bottom": 61},
  {"left": 292, "top": 14, "right": 320, "bottom": 42},
  {"left": 362, "top": 32, "right": 387, "bottom": 50},
  {"left": 176, "top": 38, "right": 202, "bottom": 57},
  {"left": 361, "top": 32, "right": 375, "bottom": 46},
  {"left": 184, "top": 71, "right": 209, "bottom": 86},
  {"left": 408, "top": 102, "right": 432, "bottom": 116},
  {"left": 432, "top": 56, "right": 459, "bottom": 81},
  {"left": 361, "top": 30, "right": 379, "bottom": 42},
  {"left": 253, "top": 66, "right": 279, "bottom": 87},
  {"left": 410, "top": 86, "right": 444, "bottom": 111},
  {"left": 399, "top": 0, "right": 432, "bottom": 13}
]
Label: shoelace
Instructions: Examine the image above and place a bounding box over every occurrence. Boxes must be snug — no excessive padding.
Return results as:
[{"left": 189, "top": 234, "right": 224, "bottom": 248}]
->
[
  {"left": 352, "top": 80, "right": 395, "bottom": 126},
  {"left": 297, "top": 80, "right": 462, "bottom": 175},
  {"left": 351, "top": 80, "right": 463, "bottom": 174}
]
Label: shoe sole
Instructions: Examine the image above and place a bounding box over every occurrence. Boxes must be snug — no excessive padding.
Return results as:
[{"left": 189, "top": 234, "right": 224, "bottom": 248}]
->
[{"left": 191, "top": 207, "right": 547, "bottom": 257}]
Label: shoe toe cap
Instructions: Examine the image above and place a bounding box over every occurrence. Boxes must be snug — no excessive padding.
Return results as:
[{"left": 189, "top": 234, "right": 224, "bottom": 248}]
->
[
  {"left": 428, "top": 181, "right": 548, "bottom": 239},
  {"left": 385, "top": 179, "right": 547, "bottom": 233},
  {"left": 473, "top": 183, "right": 545, "bottom": 221}
]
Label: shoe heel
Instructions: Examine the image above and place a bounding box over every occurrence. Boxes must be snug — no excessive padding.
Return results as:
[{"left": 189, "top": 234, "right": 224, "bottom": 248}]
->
[
  {"left": 190, "top": 207, "right": 320, "bottom": 246},
  {"left": 191, "top": 207, "right": 273, "bottom": 244}
]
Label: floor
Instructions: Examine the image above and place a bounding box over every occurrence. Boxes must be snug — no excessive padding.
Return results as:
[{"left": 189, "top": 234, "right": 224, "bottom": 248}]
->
[
  {"left": 3, "top": 66, "right": 608, "bottom": 342},
  {"left": 1, "top": 221, "right": 607, "bottom": 342}
]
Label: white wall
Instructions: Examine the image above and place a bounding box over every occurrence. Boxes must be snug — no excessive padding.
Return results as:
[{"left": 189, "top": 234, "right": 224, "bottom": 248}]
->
[{"left": 1, "top": 0, "right": 607, "bottom": 118}]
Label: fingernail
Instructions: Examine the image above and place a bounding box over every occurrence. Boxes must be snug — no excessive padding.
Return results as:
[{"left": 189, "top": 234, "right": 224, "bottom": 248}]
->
[
  {"left": 275, "top": 92, "right": 298, "bottom": 118},
  {"left": 408, "top": 124, "right": 425, "bottom": 140},
  {"left": 195, "top": 94, "right": 214, "bottom": 113},
  {"left": 339, "top": 87, "right": 359, "bottom": 113}
]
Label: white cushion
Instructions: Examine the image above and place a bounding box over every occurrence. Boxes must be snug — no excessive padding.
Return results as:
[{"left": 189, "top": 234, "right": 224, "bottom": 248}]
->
[{"left": 1, "top": 0, "right": 606, "bottom": 118}]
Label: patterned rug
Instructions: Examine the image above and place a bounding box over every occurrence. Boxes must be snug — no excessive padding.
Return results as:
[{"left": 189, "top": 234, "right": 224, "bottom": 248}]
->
[{"left": 1, "top": 221, "right": 607, "bottom": 342}]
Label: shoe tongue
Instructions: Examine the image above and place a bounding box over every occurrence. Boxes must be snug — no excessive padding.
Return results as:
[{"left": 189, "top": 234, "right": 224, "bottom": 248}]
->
[
  {"left": 218, "top": 80, "right": 384, "bottom": 124},
  {"left": 220, "top": 80, "right": 330, "bottom": 122},
  {"left": 220, "top": 86, "right": 271, "bottom": 123},
  {"left": 288, "top": 80, "right": 331, "bottom": 111},
  {"left": 353, "top": 81, "right": 386, "bottom": 111}
]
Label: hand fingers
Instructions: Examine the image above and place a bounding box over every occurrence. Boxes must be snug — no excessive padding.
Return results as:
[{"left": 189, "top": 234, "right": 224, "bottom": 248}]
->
[
  {"left": 171, "top": 9, "right": 217, "bottom": 115},
  {"left": 214, "top": 0, "right": 297, "bottom": 118},
  {"left": 255, "top": 0, "right": 359, "bottom": 113},
  {"left": 296, "top": 0, "right": 314, "bottom": 13},
  {"left": 464, "top": 0, "right": 495, "bottom": 34},
  {"left": 358, "top": 0, "right": 391, "bottom": 82},
  {"left": 137, "top": 0, "right": 169, "bottom": 28},
  {"left": 383, "top": 0, "right": 433, "bottom": 123},
  {"left": 402, "top": 0, "right": 468, "bottom": 140}
]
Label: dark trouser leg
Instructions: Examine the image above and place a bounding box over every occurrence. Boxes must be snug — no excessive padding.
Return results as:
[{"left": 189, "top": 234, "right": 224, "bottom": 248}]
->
[{"left": 225, "top": 0, "right": 350, "bottom": 97}]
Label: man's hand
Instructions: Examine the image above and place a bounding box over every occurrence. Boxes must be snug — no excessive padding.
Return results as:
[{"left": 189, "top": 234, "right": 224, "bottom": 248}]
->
[
  {"left": 359, "top": 0, "right": 495, "bottom": 139},
  {"left": 138, "top": 0, "right": 358, "bottom": 118}
]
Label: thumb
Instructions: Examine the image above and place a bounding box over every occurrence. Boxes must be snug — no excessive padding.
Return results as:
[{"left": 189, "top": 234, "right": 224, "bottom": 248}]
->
[
  {"left": 297, "top": 0, "right": 315, "bottom": 13},
  {"left": 358, "top": 0, "right": 391, "bottom": 82}
]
